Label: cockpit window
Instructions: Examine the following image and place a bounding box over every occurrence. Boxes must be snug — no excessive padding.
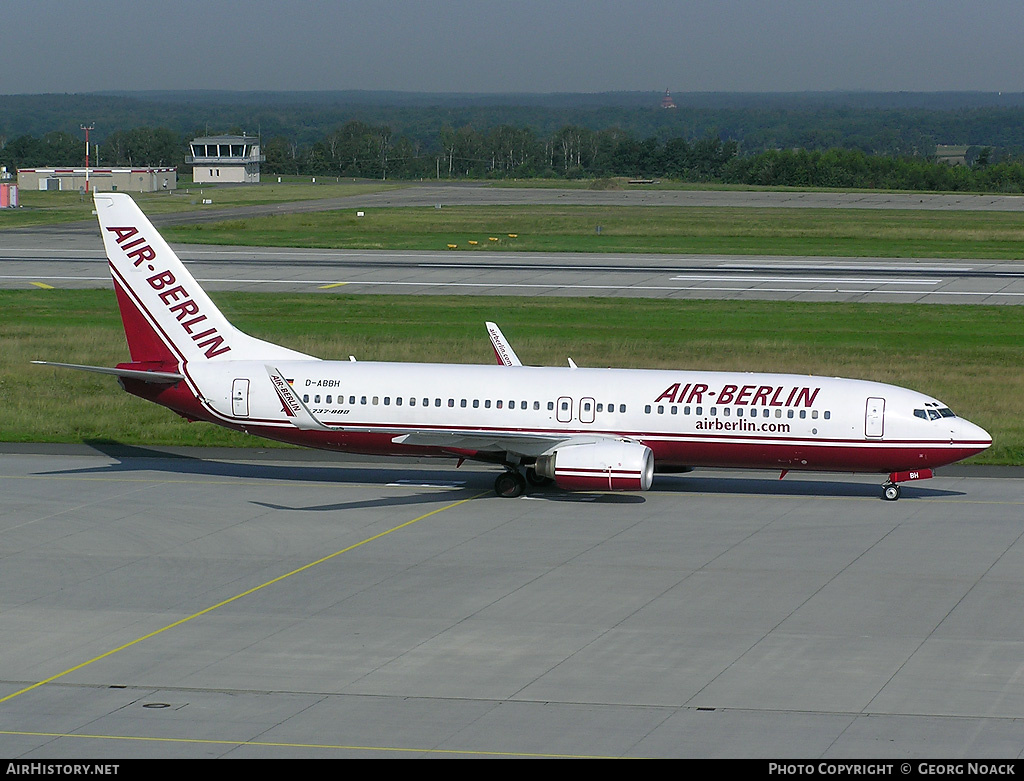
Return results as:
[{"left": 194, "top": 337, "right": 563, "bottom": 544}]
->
[{"left": 916, "top": 406, "right": 957, "bottom": 420}]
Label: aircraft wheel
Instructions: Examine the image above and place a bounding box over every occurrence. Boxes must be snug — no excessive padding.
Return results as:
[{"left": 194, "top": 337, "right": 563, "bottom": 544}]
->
[
  {"left": 525, "top": 467, "right": 553, "bottom": 487},
  {"left": 495, "top": 471, "right": 526, "bottom": 498},
  {"left": 883, "top": 484, "right": 901, "bottom": 501}
]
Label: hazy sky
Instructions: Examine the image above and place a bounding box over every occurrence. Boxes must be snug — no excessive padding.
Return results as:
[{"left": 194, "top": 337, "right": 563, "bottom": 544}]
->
[{"left": 3, "top": 0, "right": 1023, "bottom": 95}]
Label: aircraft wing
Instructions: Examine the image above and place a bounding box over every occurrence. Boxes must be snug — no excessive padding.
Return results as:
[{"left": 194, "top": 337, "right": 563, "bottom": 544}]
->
[
  {"left": 486, "top": 322, "right": 523, "bottom": 366},
  {"left": 391, "top": 431, "right": 617, "bottom": 458},
  {"left": 31, "top": 361, "right": 184, "bottom": 383}
]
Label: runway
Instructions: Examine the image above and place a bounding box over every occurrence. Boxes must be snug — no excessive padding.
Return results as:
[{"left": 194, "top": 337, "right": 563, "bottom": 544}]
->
[
  {"left": 4, "top": 184, "right": 1024, "bottom": 303},
  {"left": 1, "top": 446, "right": 1022, "bottom": 758},
  {"left": 5, "top": 240, "right": 1024, "bottom": 304}
]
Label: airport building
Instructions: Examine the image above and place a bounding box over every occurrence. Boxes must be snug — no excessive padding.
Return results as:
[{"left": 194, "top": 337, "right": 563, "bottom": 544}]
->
[
  {"left": 17, "top": 167, "right": 177, "bottom": 192},
  {"left": 187, "top": 135, "right": 264, "bottom": 183}
]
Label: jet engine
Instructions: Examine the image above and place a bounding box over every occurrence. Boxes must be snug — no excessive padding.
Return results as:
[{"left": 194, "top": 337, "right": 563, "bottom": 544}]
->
[{"left": 534, "top": 440, "right": 654, "bottom": 491}]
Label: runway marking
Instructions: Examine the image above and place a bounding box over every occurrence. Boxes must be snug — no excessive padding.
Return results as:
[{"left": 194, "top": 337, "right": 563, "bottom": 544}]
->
[
  {"left": 716, "top": 263, "right": 976, "bottom": 272},
  {"left": 29, "top": 281, "right": 54, "bottom": 289},
  {"left": 0, "top": 729, "right": 623, "bottom": 759},
  {"left": 319, "top": 282, "right": 348, "bottom": 289},
  {"left": 0, "top": 491, "right": 487, "bottom": 706},
  {"left": 670, "top": 274, "right": 940, "bottom": 285},
  {"left": 387, "top": 479, "right": 467, "bottom": 488}
]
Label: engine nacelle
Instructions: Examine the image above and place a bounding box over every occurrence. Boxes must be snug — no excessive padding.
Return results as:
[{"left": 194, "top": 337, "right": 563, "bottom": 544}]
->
[{"left": 535, "top": 440, "right": 654, "bottom": 492}]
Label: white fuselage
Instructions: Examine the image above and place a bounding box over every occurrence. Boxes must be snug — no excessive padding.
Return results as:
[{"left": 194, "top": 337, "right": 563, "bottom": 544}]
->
[{"left": 176, "top": 360, "right": 989, "bottom": 474}]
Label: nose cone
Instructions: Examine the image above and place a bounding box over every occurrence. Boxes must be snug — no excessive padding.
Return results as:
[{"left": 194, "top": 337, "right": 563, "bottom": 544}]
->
[{"left": 959, "top": 418, "right": 992, "bottom": 455}]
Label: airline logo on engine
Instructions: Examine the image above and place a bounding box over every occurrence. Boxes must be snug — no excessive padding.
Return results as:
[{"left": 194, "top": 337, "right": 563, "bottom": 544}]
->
[
  {"left": 106, "top": 226, "right": 231, "bottom": 358},
  {"left": 654, "top": 382, "right": 820, "bottom": 407}
]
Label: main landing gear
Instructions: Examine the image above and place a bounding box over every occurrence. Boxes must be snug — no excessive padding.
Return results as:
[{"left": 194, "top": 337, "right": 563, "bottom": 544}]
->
[
  {"left": 494, "top": 470, "right": 526, "bottom": 498},
  {"left": 494, "top": 466, "right": 553, "bottom": 498}
]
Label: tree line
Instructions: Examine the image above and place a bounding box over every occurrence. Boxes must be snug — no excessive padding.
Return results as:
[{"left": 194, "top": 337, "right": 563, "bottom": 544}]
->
[{"left": 3, "top": 121, "right": 1023, "bottom": 193}]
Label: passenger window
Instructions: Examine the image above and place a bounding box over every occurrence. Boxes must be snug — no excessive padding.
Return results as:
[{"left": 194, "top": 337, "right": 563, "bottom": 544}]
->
[
  {"left": 473, "top": 399, "right": 479, "bottom": 408},
  {"left": 619, "top": 404, "right": 626, "bottom": 413},
  {"left": 303, "top": 394, "right": 309, "bottom": 403},
  {"left": 396, "top": 397, "right": 402, "bottom": 406},
  {"left": 315, "top": 395, "right": 321, "bottom": 403},
  {"left": 485, "top": 400, "right": 492, "bottom": 409},
  {"left": 824, "top": 411, "right": 830, "bottom": 419},
  {"left": 383, "top": 396, "right": 390, "bottom": 405},
  {"left": 645, "top": 405, "right": 652, "bottom": 414}
]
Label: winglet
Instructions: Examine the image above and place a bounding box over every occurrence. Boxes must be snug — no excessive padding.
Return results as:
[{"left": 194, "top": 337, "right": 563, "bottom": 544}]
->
[
  {"left": 265, "top": 365, "right": 332, "bottom": 431},
  {"left": 486, "top": 322, "right": 523, "bottom": 366}
]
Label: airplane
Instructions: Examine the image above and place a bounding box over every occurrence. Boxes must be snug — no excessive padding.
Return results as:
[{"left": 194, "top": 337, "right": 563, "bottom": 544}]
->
[{"left": 34, "top": 192, "right": 992, "bottom": 501}]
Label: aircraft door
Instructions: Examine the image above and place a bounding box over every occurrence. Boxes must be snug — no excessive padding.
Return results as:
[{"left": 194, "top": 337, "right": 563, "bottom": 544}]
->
[
  {"left": 865, "top": 396, "right": 885, "bottom": 437},
  {"left": 556, "top": 396, "right": 573, "bottom": 423},
  {"left": 232, "top": 378, "right": 250, "bottom": 418},
  {"left": 580, "top": 397, "right": 596, "bottom": 424}
]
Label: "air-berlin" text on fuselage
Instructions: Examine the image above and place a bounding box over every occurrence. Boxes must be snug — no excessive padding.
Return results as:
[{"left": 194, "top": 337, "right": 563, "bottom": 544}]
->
[
  {"left": 655, "top": 382, "right": 820, "bottom": 407},
  {"left": 106, "top": 226, "right": 231, "bottom": 358}
]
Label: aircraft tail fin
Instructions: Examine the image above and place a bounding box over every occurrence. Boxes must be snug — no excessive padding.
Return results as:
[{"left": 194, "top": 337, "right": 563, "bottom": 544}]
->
[{"left": 94, "top": 192, "right": 314, "bottom": 367}]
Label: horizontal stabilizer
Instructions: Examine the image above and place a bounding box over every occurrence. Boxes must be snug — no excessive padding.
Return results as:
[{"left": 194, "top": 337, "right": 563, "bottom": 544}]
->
[{"left": 31, "top": 361, "right": 184, "bottom": 384}]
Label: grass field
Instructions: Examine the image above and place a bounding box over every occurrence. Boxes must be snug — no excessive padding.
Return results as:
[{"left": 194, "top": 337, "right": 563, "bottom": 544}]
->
[
  {"left": 4, "top": 290, "right": 1021, "bottom": 464},
  {"left": 161, "top": 205, "right": 1024, "bottom": 259}
]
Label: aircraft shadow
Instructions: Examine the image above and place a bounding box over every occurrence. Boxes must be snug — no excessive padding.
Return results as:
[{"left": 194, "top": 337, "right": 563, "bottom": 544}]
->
[
  {"left": 34, "top": 442, "right": 962, "bottom": 504},
  {"left": 654, "top": 473, "right": 966, "bottom": 500},
  {"left": 37, "top": 440, "right": 487, "bottom": 489}
]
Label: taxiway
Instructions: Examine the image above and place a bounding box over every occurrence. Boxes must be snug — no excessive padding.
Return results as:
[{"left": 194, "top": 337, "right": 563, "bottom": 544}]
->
[{"left": 1, "top": 447, "right": 1022, "bottom": 758}]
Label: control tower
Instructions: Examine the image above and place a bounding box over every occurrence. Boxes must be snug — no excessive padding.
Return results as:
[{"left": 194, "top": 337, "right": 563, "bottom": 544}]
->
[{"left": 188, "top": 135, "right": 264, "bottom": 183}]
